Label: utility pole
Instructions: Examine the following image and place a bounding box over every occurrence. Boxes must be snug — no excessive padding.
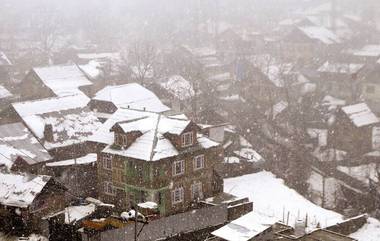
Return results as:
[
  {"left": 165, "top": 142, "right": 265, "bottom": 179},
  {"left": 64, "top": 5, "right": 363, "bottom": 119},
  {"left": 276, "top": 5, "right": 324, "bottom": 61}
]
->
[{"left": 134, "top": 205, "right": 138, "bottom": 241}]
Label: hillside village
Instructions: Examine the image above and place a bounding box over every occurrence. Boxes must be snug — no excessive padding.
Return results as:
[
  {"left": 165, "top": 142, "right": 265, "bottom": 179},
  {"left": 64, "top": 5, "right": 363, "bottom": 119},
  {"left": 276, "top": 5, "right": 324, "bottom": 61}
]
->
[{"left": 1, "top": 0, "right": 380, "bottom": 240}]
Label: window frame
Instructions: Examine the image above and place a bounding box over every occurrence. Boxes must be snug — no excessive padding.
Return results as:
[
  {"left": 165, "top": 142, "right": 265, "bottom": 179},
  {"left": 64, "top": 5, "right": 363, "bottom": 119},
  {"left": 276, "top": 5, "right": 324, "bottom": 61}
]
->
[
  {"left": 181, "top": 131, "right": 194, "bottom": 147},
  {"left": 171, "top": 187, "right": 184, "bottom": 205},
  {"left": 102, "top": 153, "right": 112, "bottom": 170},
  {"left": 191, "top": 182, "right": 203, "bottom": 200},
  {"left": 104, "top": 181, "right": 116, "bottom": 196},
  {"left": 193, "top": 154, "right": 205, "bottom": 170},
  {"left": 115, "top": 133, "right": 128, "bottom": 147},
  {"left": 172, "top": 160, "right": 185, "bottom": 176}
]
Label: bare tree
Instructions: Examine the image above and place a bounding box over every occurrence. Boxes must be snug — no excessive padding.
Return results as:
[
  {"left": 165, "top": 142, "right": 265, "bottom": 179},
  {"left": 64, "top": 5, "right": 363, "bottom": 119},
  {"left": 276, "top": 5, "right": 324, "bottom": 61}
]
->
[
  {"left": 128, "top": 41, "right": 157, "bottom": 85},
  {"left": 34, "top": 8, "right": 63, "bottom": 65}
]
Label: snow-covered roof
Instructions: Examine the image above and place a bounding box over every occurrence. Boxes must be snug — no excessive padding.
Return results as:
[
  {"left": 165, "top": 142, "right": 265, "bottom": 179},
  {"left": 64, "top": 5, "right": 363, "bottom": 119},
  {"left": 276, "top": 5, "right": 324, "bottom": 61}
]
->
[
  {"left": 64, "top": 203, "right": 96, "bottom": 224},
  {"left": 79, "top": 60, "right": 102, "bottom": 79},
  {"left": 318, "top": 61, "right": 364, "bottom": 74},
  {"left": 138, "top": 201, "right": 158, "bottom": 209},
  {"left": 224, "top": 171, "right": 342, "bottom": 231},
  {"left": 182, "top": 45, "right": 216, "bottom": 58},
  {"left": 341, "top": 103, "right": 379, "bottom": 127},
  {"left": 0, "top": 172, "right": 51, "bottom": 208},
  {"left": 32, "top": 65, "right": 93, "bottom": 97},
  {"left": 233, "top": 148, "right": 265, "bottom": 163},
  {"left": 100, "top": 109, "right": 219, "bottom": 161},
  {"left": 92, "top": 83, "right": 170, "bottom": 113},
  {"left": 160, "top": 75, "right": 194, "bottom": 100},
  {"left": 208, "top": 72, "right": 233, "bottom": 83},
  {"left": 298, "top": 26, "right": 341, "bottom": 45},
  {"left": 77, "top": 52, "right": 121, "bottom": 60},
  {"left": 46, "top": 153, "right": 97, "bottom": 167},
  {"left": 268, "top": 101, "right": 288, "bottom": 119},
  {"left": 0, "top": 122, "right": 51, "bottom": 167},
  {"left": 41, "top": 109, "right": 102, "bottom": 149},
  {"left": 0, "top": 51, "right": 12, "bottom": 66},
  {"left": 249, "top": 55, "right": 293, "bottom": 88},
  {"left": 212, "top": 211, "right": 277, "bottom": 241},
  {"left": 0, "top": 85, "right": 12, "bottom": 99},
  {"left": 12, "top": 94, "right": 90, "bottom": 118},
  {"left": 351, "top": 45, "right": 380, "bottom": 57},
  {"left": 13, "top": 95, "right": 99, "bottom": 149}
]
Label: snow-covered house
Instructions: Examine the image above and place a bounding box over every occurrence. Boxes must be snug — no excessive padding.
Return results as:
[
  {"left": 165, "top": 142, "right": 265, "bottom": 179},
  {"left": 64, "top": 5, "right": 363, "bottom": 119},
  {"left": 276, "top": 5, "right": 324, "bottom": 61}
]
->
[
  {"left": 77, "top": 52, "right": 122, "bottom": 84},
  {"left": 360, "top": 64, "right": 380, "bottom": 113},
  {"left": 282, "top": 26, "right": 341, "bottom": 61},
  {"left": 317, "top": 61, "right": 365, "bottom": 100},
  {"left": 20, "top": 64, "right": 93, "bottom": 100},
  {"left": 347, "top": 45, "right": 380, "bottom": 63},
  {"left": 0, "top": 172, "right": 66, "bottom": 232},
  {"left": 94, "top": 108, "right": 223, "bottom": 215},
  {"left": 12, "top": 94, "right": 101, "bottom": 160},
  {"left": 0, "top": 122, "right": 52, "bottom": 173},
  {"left": 216, "top": 28, "right": 264, "bottom": 59},
  {"left": 89, "top": 83, "right": 170, "bottom": 122},
  {"left": 328, "top": 103, "right": 380, "bottom": 157}
]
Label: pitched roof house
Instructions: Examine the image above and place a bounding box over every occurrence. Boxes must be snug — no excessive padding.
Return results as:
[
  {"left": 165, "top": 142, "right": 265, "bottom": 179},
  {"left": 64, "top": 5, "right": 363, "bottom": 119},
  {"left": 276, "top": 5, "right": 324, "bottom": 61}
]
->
[
  {"left": 282, "top": 26, "right": 341, "bottom": 61},
  {"left": 95, "top": 109, "right": 223, "bottom": 215},
  {"left": 89, "top": 83, "right": 170, "bottom": 122},
  {"left": 0, "top": 122, "right": 52, "bottom": 173},
  {"left": 12, "top": 94, "right": 101, "bottom": 160},
  {"left": 20, "top": 64, "right": 93, "bottom": 100},
  {"left": 328, "top": 103, "right": 380, "bottom": 156},
  {"left": 317, "top": 61, "right": 365, "bottom": 100},
  {"left": 0, "top": 171, "right": 66, "bottom": 232}
]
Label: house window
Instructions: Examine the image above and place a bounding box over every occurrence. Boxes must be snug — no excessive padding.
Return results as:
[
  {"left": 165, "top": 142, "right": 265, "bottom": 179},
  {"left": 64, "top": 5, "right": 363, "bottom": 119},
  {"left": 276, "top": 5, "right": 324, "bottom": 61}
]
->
[
  {"left": 171, "top": 187, "right": 184, "bottom": 205},
  {"left": 172, "top": 160, "right": 185, "bottom": 176},
  {"left": 115, "top": 133, "right": 127, "bottom": 147},
  {"left": 191, "top": 182, "right": 203, "bottom": 200},
  {"left": 193, "top": 155, "right": 205, "bottom": 170},
  {"left": 181, "top": 132, "right": 194, "bottom": 147},
  {"left": 366, "top": 85, "right": 376, "bottom": 94},
  {"left": 102, "top": 154, "right": 112, "bottom": 170},
  {"left": 104, "top": 182, "right": 116, "bottom": 195}
]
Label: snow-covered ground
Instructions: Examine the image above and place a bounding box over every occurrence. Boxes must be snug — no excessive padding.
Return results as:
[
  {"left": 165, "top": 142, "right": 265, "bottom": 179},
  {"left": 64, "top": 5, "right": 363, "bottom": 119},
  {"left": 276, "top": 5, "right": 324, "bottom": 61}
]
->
[
  {"left": 350, "top": 217, "right": 380, "bottom": 241},
  {"left": 224, "top": 171, "right": 343, "bottom": 229},
  {"left": 0, "top": 233, "right": 47, "bottom": 241}
]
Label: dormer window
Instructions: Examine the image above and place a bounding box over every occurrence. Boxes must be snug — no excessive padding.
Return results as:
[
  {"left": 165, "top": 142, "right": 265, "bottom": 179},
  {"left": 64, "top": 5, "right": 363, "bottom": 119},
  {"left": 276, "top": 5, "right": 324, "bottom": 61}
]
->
[
  {"left": 115, "top": 133, "right": 127, "bottom": 147},
  {"left": 181, "top": 132, "right": 193, "bottom": 147}
]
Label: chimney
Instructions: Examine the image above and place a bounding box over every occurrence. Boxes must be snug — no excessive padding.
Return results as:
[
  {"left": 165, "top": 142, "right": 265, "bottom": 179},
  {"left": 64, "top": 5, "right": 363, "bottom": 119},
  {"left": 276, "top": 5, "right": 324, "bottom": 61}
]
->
[{"left": 44, "top": 124, "right": 54, "bottom": 142}]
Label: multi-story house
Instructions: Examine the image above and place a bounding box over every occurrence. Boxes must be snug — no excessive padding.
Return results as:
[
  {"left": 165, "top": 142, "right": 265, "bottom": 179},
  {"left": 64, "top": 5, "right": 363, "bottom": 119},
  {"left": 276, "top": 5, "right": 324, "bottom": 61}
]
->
[
  {"left": 96, "top": 109, "right": 223, "bottom": 216},
  {"left": 328, "top": 102, "right": 380, "bottom": 157},
  {"left": 282, "top": 26, "right": 341, "bottom": 62},
  {"left": 317, "top": 61, "right": 365, "bottom": 101}
]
